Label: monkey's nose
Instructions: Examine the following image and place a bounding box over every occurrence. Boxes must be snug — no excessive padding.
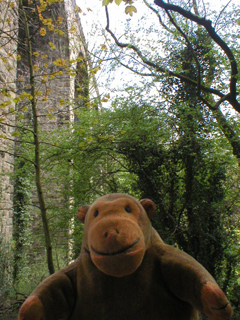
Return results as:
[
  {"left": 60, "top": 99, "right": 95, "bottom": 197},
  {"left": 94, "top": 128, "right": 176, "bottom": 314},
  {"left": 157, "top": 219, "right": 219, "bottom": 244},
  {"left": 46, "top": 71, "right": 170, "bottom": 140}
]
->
[{"left": 104, "top": 229, "right": 119, "bottom": 239}]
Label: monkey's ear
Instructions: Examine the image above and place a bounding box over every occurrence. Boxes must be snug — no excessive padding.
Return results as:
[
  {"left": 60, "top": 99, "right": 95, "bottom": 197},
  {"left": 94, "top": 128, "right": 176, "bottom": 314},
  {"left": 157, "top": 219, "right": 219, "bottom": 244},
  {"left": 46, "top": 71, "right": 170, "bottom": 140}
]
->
[
  {"left": 77, "top": 205, "right": 89, "bottom": 223},
  {"left": 140, "top": 199, "right": 156, "bottom": 219}
]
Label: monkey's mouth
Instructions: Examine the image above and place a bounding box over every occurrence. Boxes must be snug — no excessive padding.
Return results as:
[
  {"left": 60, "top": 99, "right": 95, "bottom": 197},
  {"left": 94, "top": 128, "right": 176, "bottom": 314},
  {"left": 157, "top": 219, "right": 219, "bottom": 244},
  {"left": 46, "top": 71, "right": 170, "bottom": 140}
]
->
[{"left": 91, "top": 238, "right": 140, "bottom": 256}]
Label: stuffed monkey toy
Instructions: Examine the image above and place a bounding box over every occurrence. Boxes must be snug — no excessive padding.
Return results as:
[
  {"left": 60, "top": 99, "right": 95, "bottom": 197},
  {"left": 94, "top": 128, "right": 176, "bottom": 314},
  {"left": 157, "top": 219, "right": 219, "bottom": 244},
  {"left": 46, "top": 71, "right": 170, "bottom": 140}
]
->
[{"left": 18, "top": 193, "right": 233, "bottom": 320}]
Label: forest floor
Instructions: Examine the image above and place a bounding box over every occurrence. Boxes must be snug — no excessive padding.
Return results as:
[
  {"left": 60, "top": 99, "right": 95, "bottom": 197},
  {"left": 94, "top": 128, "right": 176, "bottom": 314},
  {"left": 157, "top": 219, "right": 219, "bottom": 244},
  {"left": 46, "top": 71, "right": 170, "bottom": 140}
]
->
[{"left": 1, "top": 311, "right": 18, "bottom": 320}]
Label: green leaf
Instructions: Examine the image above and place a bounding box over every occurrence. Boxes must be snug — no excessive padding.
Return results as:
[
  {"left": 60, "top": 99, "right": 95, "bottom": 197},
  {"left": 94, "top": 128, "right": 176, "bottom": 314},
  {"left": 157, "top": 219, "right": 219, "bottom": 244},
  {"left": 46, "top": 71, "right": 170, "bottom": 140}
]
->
[
  {"left": 79, "top": 142, "right": 85, "bottom": 150},
  {"left": 115, "top": 0, "right": 122, "bottom": 5},
  {"left": 12, "top": 131, "right": 21, "bottom": 137},
  {"left": 125, "top": 5, "right": 137, "bottom": 16},
  {"left": 46, "top": 114, "right": 56, "bottom": 120},
  {"left": 102, "top": 0, "right": 111, "bottom": 6}
]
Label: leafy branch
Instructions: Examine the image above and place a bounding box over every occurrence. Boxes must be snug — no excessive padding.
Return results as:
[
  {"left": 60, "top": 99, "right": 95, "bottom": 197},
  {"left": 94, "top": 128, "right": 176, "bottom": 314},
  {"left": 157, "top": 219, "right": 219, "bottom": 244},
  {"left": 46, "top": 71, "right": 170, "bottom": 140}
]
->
[
  {"left": 154, "top": 0, "right": 240, "bottom": 113},
  {"left": 105, "top": 2, "right": 240, "bottom": 113},
  {"left": 104, "top": 2, "right": 240, "bottom": 164}
]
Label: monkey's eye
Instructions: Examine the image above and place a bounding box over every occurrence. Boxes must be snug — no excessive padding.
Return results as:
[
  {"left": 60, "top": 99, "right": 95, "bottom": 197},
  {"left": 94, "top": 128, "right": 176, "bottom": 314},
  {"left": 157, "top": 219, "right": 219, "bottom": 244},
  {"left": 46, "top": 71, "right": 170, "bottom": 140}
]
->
[
  {"left": 94, "top": 210, "right": 99, "bottom": 217},
  {"left": 125, "top": 206, "right": 131, "bottom": 213}
]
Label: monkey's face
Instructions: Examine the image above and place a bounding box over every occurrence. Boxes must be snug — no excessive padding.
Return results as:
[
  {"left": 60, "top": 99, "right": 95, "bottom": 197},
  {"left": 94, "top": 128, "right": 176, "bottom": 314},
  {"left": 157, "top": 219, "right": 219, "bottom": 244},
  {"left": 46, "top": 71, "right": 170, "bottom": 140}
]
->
[{"left": 77, "top": 195, "right": 154, "bottom": 277}]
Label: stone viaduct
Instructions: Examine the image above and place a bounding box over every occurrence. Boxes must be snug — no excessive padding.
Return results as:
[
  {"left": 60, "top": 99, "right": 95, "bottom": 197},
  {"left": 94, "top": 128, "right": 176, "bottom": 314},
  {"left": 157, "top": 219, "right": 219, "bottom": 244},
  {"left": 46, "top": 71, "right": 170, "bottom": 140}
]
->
[{"left": 0, "top": 0, "right": 93, "bottom": 247}]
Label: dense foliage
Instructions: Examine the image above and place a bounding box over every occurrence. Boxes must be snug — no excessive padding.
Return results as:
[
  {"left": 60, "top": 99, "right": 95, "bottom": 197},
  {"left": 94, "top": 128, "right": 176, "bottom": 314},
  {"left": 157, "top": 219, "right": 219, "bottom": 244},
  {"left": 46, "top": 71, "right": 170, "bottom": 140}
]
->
[
  {"left": 39, "top": 94, "right": 239, "bottom": 309},
  {"left": 72, "top": 99, "right": 240, "bottom": 306}
]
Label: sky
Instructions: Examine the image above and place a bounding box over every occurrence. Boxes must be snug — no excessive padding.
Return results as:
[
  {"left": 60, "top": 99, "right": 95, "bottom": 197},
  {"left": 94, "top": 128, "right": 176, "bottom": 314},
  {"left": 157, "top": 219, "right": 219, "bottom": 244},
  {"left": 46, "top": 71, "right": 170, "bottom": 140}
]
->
[
  {"left": 75, "top": 0, "right": 169, "bottom": 102},
  {"left": 77, "top": 0, "right": 147, "bottom": 98},
  {"left": 77, "top": 0, "right": 239, "bottom": 45}
]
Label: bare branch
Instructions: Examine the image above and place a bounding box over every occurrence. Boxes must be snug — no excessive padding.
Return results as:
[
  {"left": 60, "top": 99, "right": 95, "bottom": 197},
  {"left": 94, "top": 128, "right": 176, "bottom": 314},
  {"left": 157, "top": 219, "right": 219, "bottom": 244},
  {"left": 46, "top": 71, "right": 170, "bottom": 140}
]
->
[
  {"left": 105, "top": 6, "right": 226, "bottom": 100},
  {"left": 143, "top": 0, "right": 173, "bottom": 34},
  {"left": 214, "top": 0, "right": 232, "bottom": 28}
]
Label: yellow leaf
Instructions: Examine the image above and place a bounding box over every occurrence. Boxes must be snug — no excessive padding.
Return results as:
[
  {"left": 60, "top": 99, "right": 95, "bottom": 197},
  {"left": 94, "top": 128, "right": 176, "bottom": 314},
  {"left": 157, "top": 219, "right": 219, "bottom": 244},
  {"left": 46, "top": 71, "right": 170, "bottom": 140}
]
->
[
  {"left": 46, "top": 114, "right": 56, "bottom": 120},
  {"left": 59, "top": 98, "right": 65, "bottom": 105},
  {"left": 70, "top": 26, "right": 77, "bottom": 34},
  {"left": 75, "top": 6, "right": 82, "bottom": 13},
  {"left": 35, "top": 91, "right": 42, "bottom": 97},
  {"left": 13, "top": 97, "right": 21, "bottom": 103},
  {"left": 125, "top": 5, "right": 137, "bottom": 16},
  {"left": 68, "top": 71, "right": 77, "bottom": 77},
  {"left": 54, "top": 29, "right": 65, "bottom": 35},
  {"left": 42, "top": 18, "right": 52, "bottom": 26},
  {"left": 101, "top": 98, "right": 109, "bottom": 103},
  {"left": 2, "top": 89, "right": 10, "bottom": 97},
  {"left": 33, "top": 65, "right": 40, "bottom": 71},
  {"left": 102, "top": 0, "right": 113, "bottom": 6},
  {"left": 48, "top": 25, "right": 54, "bottom": 31},
  {"left": 53, "top": 58, "right": 66, "bottom": 67},
  {"left": 49, "top": 42, "right": 56, "bottom": 49},
  {"left": 41, "top": 75, "right": 48, "bottom": 82},
  {"left": 40, "top": 27, "right": 46, "bottom": 36},
  {"left": 20, "top": 92, "right": 33, "bottom": 100},
  {"left": 18, "top": 114, "right": 25, "bottom": 120},
  {"left": 33, "top": 52, "right": 40, "bottom": 57},
  {"left": 57, "top": 16, "right": 64, "bottom": 24},
  {"left": 100, "top": 44, "right": 107, "bottom": 51},
  {"left": 20, "top": 92, "right": 28, "bottom": 100}
]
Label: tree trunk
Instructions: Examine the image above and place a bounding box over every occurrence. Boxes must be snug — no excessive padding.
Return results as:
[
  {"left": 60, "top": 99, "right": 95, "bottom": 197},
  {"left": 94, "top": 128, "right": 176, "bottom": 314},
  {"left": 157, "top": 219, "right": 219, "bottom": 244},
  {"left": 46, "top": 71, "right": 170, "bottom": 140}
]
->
[
  {"left": 19, "top": 0, "right": 55, "bottom": 275},
  {"left": 212, "top": 108, "right": 240, "bottom": 166}
]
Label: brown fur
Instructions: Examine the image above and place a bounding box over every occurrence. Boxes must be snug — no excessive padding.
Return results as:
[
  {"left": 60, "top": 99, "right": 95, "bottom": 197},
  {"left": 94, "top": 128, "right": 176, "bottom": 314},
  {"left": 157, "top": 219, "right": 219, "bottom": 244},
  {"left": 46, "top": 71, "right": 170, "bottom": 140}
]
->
[{"left": 18, "top": 193, "right": 233, "bottom": 320}]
